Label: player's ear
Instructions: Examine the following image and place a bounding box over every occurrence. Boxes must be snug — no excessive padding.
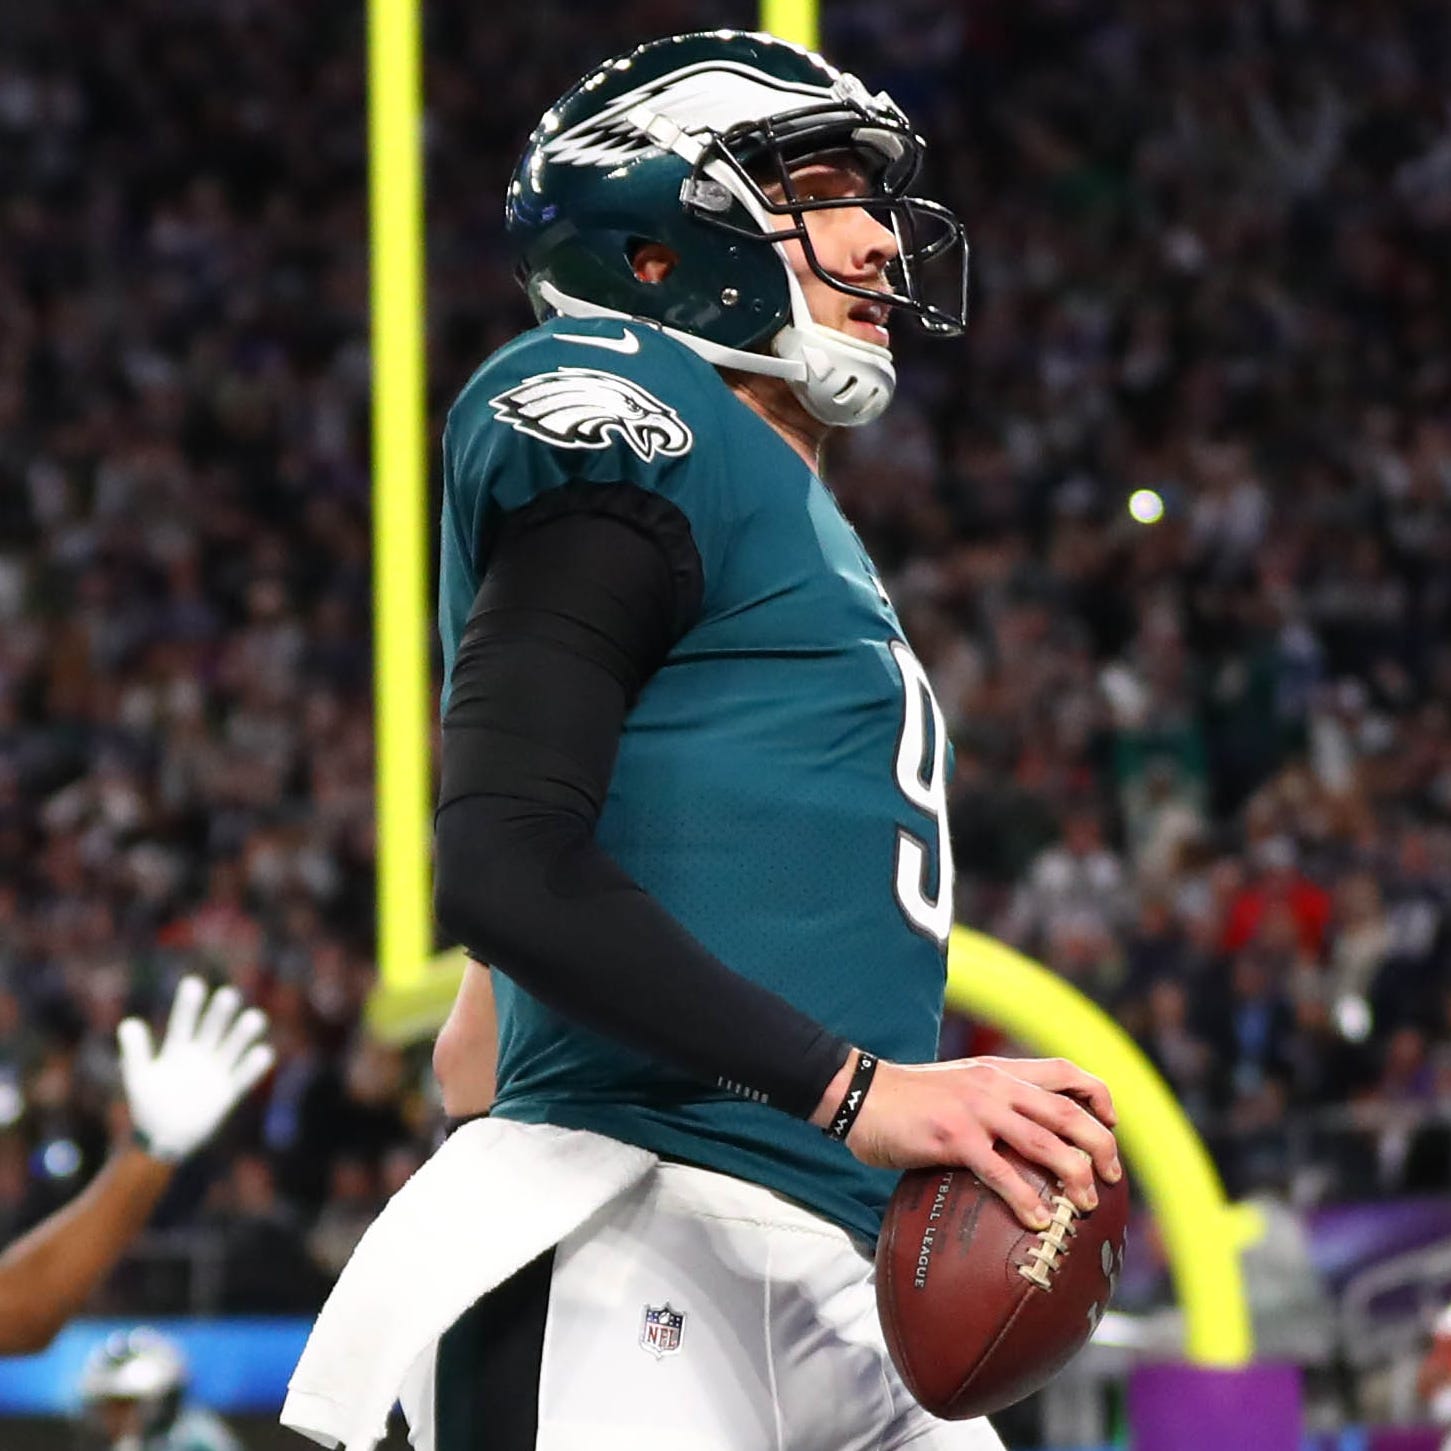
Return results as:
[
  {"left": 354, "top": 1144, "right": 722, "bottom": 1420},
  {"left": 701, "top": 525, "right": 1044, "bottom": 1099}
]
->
[{"left": 631, "top": 242, "right": 679, "bottom": 284}]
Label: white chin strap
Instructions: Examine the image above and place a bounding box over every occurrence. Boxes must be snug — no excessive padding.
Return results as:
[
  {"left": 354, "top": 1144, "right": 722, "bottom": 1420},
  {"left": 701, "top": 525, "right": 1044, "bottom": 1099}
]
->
[
  {"left": 769, "top": 266, "right": 896, "bottom": 427},
  {"left": 536, "top": 279, "right": 803, "bottom": 380},
  {"left": 536, "top": 280, "right": 894, "bottom": 429}
]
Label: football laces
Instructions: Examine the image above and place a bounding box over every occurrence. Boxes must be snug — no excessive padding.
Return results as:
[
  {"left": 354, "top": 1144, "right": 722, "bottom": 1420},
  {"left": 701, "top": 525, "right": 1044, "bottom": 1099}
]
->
[{"left": 1018, "top": 1194, "right": 1079, "bottom": 1290}]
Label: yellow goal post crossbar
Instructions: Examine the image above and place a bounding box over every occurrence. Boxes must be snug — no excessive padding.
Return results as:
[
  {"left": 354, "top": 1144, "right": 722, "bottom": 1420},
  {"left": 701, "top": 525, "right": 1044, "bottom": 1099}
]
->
[{"left": 362, "top": 0, "right": 1254, "bottom": 1367}]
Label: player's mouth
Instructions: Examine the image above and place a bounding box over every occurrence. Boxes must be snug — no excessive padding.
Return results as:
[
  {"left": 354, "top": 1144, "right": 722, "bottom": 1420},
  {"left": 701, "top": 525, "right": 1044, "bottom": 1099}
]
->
[{"left": 845, "top": 298, "right": 891, "bottom": 346}]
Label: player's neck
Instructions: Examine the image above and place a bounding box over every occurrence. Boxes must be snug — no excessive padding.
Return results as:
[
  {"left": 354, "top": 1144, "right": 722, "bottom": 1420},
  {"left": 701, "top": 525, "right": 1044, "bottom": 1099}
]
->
[{"left": 728, "top": 374, "right": 828, "bottom": 474}]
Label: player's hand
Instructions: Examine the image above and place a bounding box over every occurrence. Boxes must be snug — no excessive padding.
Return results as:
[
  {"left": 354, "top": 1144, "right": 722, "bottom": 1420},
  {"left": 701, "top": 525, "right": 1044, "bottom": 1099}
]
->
[
  {"left": 825, "top": 1054, "right": 1120, "bottom": 1231},
  {"left": 117, "top": 976, "right": 276, "bottom": 1162}
]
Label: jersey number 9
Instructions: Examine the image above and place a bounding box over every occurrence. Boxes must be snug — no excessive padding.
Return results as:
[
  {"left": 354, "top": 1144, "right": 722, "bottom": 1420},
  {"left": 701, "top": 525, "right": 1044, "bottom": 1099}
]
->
[{"left": 889, "top": 641, "right": 955, "bottom": 946}]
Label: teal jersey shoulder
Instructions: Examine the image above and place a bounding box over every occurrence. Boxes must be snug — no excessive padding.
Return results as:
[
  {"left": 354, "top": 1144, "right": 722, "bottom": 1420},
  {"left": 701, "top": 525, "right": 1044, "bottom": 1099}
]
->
[
  {"left": 439, "top": 316, "right": 729, "bottom": 714},
  {"left": 439, "top": 318, "right": 954, "bottom": 1243}
]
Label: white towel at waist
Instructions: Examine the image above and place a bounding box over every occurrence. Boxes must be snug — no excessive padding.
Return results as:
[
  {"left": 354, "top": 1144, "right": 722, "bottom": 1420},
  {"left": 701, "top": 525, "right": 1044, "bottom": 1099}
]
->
[{"left": 281, "top": 1117, "right": 657, "bottom": 1451}]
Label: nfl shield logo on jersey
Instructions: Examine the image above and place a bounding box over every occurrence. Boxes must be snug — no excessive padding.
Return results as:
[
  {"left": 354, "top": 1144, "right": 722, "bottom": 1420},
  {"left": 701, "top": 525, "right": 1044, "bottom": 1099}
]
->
[{"left": 639, "top": 1303, "right": 686, "bottom": 1359}]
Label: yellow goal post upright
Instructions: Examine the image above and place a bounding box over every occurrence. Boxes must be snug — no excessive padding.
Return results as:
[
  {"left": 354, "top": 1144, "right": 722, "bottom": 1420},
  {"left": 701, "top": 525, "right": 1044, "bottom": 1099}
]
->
[
  {"left": 364, "top": 0, "right": 456, "bottom": 1043},
  {"left": 362, "top": 0, "right": 1254, "bottom": 1368},
  {"left": 761, "top": 0, "right": 819, "bottom": 51}
]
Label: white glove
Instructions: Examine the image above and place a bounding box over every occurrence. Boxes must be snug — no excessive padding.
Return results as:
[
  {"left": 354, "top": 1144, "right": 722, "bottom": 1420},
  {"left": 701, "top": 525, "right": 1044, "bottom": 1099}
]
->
[{"left": 117, "top": 976, "right": 276, "bottom": 1162}]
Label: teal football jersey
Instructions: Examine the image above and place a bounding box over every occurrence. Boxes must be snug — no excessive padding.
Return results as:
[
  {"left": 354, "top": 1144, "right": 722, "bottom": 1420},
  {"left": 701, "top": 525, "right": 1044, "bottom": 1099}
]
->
[{"left": 438, "top": 317, "right": 954, "bottom": 1242}]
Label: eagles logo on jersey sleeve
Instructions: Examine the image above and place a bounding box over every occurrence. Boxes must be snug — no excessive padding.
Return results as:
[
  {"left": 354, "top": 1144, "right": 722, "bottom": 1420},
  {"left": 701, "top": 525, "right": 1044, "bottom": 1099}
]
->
[
  {"left": 441, "top": 316, "right": 730, "bottom": 592},
  {"left": 488, "top": 365, "right": 694, "bottom": 463}
]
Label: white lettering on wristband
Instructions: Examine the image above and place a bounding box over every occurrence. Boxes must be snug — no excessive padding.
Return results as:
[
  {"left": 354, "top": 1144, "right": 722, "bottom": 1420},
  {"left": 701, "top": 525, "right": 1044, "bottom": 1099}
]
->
[{"left": 825, "top": 1051, "right": 879, "bottom": 1141}]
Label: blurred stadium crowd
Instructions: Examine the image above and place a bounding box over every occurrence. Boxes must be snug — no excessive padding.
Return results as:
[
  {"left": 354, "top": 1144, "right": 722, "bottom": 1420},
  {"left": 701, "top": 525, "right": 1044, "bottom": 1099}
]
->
[{"left": 1, "top": 0, "right": 1449, "bottom": 1313}]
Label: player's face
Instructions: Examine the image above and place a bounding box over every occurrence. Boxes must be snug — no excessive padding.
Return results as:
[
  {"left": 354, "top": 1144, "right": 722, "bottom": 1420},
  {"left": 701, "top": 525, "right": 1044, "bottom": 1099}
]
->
[{"left": 762, "top": 158, "right": 899, "bottom": 349}]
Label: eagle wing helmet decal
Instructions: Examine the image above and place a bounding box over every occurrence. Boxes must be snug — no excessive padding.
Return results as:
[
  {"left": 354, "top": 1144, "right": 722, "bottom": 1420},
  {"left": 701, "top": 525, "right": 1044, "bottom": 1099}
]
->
[
  {"left": 538, "top": 60, "right": 851, "bottom": 170},
  {"left": 489, "top": 366, "right": 695, "bottom": 463}
]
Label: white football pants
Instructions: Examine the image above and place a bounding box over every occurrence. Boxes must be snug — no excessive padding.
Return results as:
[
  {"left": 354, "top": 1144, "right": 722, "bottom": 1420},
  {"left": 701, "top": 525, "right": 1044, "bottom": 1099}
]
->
[{"left": 410, "top": 1155, "right": 1007, "bottom": 1451}]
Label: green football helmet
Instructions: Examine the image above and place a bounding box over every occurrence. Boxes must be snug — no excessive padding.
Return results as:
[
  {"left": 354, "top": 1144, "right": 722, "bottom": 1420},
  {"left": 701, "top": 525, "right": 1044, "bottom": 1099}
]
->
[
  {"left": 506, "top": 30, "right": 968, "bottom": 427},
  {"left": 78, "top": 1328, "right": 187, "bottom": 1446}
]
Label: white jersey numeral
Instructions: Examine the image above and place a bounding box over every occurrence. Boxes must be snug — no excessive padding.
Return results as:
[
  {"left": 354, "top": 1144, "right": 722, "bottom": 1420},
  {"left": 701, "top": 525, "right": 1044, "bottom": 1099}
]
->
[{"left": 890, "top": 640, "right": 955, "bottom": 945}]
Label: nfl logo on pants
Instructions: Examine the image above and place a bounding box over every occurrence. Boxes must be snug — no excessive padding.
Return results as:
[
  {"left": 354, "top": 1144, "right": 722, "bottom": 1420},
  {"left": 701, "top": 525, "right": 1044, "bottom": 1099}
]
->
[{"left": 639, "top": 1303, "right": 685, "bottom": 1359}]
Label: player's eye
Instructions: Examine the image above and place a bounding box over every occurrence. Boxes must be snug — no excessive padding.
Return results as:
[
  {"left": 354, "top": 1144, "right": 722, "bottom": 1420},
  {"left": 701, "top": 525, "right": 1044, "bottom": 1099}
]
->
[{"left": 799, "top": 180, "right": 851, "bottom": 203}]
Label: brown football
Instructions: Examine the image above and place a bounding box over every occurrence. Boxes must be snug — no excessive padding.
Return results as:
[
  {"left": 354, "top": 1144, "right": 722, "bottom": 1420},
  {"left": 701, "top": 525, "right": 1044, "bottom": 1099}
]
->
[{"left": 875, "top": 1149, "right": 1129, "bottom": 1420}]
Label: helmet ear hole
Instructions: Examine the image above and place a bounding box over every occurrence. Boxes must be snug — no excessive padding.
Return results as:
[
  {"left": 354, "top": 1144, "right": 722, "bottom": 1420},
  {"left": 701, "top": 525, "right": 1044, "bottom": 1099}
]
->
[{"left": 628, "top": 238, "right": 679, "bottom": 284}]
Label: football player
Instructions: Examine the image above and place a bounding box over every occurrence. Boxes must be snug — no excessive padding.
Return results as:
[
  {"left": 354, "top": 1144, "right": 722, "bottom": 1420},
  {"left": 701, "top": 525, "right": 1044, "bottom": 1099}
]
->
[
  {"left": 78, "top": 1327, "right": 243, "bottom": 1451},
  {"left": 429, "top": 30, "right": 1121, "bottom": 1449},
  {"left": 0, "top": 979, "right": 272, "bottom": 1354}
]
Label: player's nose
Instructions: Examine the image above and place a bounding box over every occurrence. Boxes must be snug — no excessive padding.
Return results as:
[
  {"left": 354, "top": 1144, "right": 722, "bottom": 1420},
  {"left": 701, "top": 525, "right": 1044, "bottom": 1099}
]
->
[{"left": 849, "top": 205, "right": 898, "bottom": 278}]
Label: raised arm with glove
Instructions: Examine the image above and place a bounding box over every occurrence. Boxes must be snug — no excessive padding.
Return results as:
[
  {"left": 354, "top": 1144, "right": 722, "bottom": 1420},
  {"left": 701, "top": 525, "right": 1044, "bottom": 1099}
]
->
[{"left": 0, "top": 977, "right": 274, "bottom": 1354}]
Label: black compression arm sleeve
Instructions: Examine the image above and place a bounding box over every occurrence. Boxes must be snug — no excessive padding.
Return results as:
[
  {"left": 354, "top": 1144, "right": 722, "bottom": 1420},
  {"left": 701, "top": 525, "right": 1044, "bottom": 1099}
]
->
[{"left": 434, "top": 485, "right": 852, "bottom": 1118}]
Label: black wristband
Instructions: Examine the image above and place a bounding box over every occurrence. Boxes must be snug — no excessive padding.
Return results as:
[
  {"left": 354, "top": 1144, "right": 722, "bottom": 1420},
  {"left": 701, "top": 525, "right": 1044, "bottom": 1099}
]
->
[{"left": 821, "top": 1051, "right": 878, "bottom": 1143}]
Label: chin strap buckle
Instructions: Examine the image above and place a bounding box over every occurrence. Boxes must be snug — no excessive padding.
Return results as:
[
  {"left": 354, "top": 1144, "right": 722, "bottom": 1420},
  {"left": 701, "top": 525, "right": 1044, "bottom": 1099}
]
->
[{"left": 680, "top": 176, "right": 733, "bottom": 214}]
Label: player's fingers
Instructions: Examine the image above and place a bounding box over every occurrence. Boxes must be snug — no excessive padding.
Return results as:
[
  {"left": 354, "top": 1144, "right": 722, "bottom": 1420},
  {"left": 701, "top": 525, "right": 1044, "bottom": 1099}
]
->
[
  {"left": 230, "top": 1042, "right": 277, "bottom": 1099},
  {"left": 994, "top": 1111, "right": 1098, "bottom": 1214},
  {"left": 1018, "top": 1085, "right": 1121, "bottom": 1185},
  {"left": 967, "top": 1141, "right": 1053, "bottom": 1231},
  {"left": 160, "top": 976, "right": 206, "bottom": 1056},
  {"left": 116, "top": 1017, "right": 155, "bottom": 1076},
  {"left": 1000, "top": 1057, "right": 1117, "bottom": 1128},
  {"left": 218, "top": 1005, "right": 268, "bottom": 1070},
  {"left": 194, "top": 983, "right": 242, "bottom": 1051}
]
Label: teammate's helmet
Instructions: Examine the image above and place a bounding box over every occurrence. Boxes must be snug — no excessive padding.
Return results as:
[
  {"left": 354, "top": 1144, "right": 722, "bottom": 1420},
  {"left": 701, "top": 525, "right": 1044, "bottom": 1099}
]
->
[
  {"left": 79, "top": 1328, "right": 187, "bottom": 1444},
  {"left": 506, "top": 31, "right": 968, "bottom": 428}
]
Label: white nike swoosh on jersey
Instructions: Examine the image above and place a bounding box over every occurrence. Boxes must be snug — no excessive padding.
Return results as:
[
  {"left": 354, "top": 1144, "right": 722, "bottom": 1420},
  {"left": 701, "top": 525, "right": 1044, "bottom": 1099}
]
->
[{"left": 555, "top": 329, "right": 642, "bottom": 355}]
